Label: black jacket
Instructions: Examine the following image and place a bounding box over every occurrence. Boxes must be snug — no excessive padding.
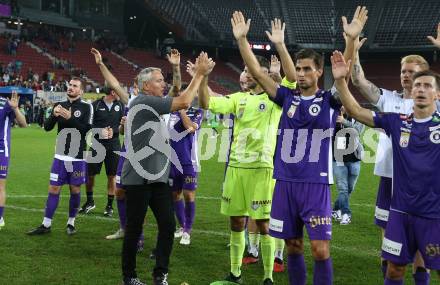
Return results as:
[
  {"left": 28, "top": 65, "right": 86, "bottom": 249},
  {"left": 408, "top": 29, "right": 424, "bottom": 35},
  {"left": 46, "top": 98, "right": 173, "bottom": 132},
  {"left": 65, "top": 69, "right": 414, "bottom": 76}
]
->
[{"left": 44, "top": 98, "right": 93, "bottom": 159}]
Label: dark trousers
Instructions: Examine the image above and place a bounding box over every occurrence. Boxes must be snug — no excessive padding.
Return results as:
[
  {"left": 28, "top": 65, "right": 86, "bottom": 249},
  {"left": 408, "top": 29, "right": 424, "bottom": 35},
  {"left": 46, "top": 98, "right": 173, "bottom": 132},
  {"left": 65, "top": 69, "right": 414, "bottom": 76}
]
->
[{"left": 122, "top": 182, "right": 175, "bottom": 278}]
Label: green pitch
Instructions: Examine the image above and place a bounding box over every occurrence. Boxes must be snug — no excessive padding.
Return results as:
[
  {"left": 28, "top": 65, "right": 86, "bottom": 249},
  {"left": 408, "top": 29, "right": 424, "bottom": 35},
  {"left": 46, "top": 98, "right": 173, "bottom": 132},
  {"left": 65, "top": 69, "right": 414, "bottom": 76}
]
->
[{"left": 0, "top": 125, "right": 438, "bottom": 284}]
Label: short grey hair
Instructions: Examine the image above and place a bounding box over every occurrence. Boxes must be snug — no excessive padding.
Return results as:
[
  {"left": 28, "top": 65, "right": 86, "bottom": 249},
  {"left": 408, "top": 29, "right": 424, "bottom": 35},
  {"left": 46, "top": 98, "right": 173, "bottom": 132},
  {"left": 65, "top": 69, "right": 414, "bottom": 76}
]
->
[{"left": 137, "top": 67, "right": 162, "bottom": 90}]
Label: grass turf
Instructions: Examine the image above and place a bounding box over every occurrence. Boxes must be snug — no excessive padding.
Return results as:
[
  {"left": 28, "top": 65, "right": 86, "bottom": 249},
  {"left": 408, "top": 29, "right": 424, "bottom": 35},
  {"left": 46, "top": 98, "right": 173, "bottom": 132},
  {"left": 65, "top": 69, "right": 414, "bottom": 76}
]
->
[{"left": 0, "top": 125, "right": 438, "bottom": 285}]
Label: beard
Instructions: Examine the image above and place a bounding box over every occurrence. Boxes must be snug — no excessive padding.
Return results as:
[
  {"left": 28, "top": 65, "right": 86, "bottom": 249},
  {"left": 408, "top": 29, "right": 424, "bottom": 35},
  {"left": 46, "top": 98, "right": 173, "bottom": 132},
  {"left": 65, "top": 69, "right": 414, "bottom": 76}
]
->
[
  {"left": 298, "top": 82, "right": 311, "bottom": 90},
  {"left": 247, "top": 81, "right": 257, "bottom": 90},
  {"left": 67, "top": 92, "right": 79, "bottom": 98}
]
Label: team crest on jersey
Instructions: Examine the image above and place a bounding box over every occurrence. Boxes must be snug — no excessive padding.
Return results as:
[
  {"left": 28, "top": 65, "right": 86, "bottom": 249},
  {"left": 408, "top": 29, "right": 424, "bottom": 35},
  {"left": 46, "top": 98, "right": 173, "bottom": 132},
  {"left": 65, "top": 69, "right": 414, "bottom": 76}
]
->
[
  {"left": 309, "top": 104, "right": 321, "bottom": 116},
  {"left": 430, "top": 130, "right": 440, "bottom": 144},
  {"left": 115, "top": 105, "right": 120, "bottom": 112},
  {"left": 399, "top": 132, "right": 410, "bottom": 147},
  {"left": 74, "top": 110, "right": 81, "bottom": 117},
  {"left": 258, "top": 102, "right": 267, "bottom": 112}
]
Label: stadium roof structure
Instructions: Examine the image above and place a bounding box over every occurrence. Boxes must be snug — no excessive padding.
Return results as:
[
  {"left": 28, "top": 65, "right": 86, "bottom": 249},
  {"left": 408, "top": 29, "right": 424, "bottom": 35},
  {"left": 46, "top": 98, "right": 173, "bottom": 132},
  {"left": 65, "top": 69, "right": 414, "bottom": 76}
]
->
[{"left": 142, "top": 0, "right": 440, "bottom": 51}]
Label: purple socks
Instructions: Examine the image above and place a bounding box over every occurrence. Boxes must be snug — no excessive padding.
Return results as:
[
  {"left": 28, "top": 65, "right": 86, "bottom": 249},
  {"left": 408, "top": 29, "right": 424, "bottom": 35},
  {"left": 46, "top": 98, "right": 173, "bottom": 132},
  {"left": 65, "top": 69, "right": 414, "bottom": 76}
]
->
[
  {"left": 384, "top": 278, "right": 403, "bottom": 285},
  {"left": 44, "top": 193, "right": 60, "bottom": 219},
  {"left": 184, "top": 201, "right": 195, "bottom": 233},
  {"left": 313, "top": 258, "right": 333, "bottom": 285},
  {"left": 174, "top": 199, "right": 185, "bottom": 228},
  {"left": 69, "top": 193, "right": 80, "bottom": 218},
  {"left": 287, "top": 254, "right": 306, "bottom": 285}
]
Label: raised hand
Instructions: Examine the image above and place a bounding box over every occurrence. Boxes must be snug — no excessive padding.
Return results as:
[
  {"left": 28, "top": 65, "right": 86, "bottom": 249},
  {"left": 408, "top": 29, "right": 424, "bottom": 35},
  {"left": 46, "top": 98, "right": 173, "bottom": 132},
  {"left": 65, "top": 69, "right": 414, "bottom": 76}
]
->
[
  {"left": 195, "top": 52, "right": 214, "bottom": 76},
  {"left": 186, "top": 60, "right": 196, "bottom": 77},
  {"left": 342, "top": 6, "right": 368, "bottom": 39},
  {"left": 8, "top": 91, "right": 19, "bottom": 109},
  {"left": 331, "top": 51, "right": 350, "bottom": 80},
  {"left": 354, "top": 36, "right": 367, "bottom": 52},
  {"left": 91, "top": 48, "right": 103, "bottom": 65},
  {"left": 167, "top": 49, "right": 181, "bottom": 66},
  {"left": 231, "top": 11, "right": 250, "bottom": 40},
  {"left": 270, "top": 55, "right": 281, "bottom": 74},
  {"left": 427, "top": 23, "right": 440, "bottom": 49},
  {"left": 265, "top": 18, "right": 285, "bottom": 45}
]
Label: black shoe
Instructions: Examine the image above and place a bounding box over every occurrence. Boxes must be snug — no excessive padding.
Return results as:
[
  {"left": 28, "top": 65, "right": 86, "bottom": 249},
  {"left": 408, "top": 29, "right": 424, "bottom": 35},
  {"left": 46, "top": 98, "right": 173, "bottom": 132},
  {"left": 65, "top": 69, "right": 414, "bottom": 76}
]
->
[
  {"left": 66, "top": 224, "right": 76, "bottom": 235},
  {"left": 263, "top": 278, "right": 274, "bottom": 285},
  {"left": 152, "top": 273, "right": 168, "bottom": 285},
  {"left": 27, "top": 224, "right": 51, "bottom": 235},
  {"left": 122, "top": 277, "right": 145, "bottom": 285},
  {"left": 224, "top": 272, "right": 243, "bottom": 284},
  {"left": 103, "top": 205, "right": 113, "bottom": 217},
  {"left": 78, "top": 200, "right": 95, "bottom": 214}
]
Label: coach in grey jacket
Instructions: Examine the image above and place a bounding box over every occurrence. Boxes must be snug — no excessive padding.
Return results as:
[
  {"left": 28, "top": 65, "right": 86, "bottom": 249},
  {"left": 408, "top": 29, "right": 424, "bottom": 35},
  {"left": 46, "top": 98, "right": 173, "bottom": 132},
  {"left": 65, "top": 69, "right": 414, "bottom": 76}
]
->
[{"left": 121, "top": 53, "right": 213, "bottom": 285}]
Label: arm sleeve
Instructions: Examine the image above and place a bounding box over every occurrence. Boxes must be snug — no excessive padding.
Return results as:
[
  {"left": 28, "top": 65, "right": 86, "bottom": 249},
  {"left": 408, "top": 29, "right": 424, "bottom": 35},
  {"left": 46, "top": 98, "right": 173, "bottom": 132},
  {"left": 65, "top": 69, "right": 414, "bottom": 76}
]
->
[
  {"left": 372, "top": 112, "right": 397, "bottom": 135},
  {"left": 280, "top": 77, "right": 297, "bottom": 89},
  {"left": 270, "top": 85, "right": 290, "bottom": 107},
  {"left": 5, "top": 102, "right": 15, "bottom": 121},
  {"left": 208, "top": 93, "right": 238, "bottom": 114},
  {"left": 133, "top": 95, "right": 173, "bottom": 115}
]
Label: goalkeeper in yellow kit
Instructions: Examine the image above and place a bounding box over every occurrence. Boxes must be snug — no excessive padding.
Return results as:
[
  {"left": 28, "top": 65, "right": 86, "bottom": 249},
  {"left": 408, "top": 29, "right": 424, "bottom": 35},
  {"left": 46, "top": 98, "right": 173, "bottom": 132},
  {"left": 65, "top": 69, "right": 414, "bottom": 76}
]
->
[{"left": 199, "top": 17, "right": 296, "bottom": 285}]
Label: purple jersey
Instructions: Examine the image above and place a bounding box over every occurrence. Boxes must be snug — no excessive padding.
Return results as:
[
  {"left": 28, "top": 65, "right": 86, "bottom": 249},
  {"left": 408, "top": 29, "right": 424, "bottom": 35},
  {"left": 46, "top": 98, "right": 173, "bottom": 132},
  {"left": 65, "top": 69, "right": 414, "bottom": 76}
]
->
[
  {"left": 0, "top": 98, "right": 16, "bottom": 158},
  {"left": 168, "top": 108, "right": 203, "bottom": 169},
  {"left": 271, "top": 86, "right": 340, "bottom": 184},
  {"left": 374, "top": 111, "right": 440, "bottom": 218}
]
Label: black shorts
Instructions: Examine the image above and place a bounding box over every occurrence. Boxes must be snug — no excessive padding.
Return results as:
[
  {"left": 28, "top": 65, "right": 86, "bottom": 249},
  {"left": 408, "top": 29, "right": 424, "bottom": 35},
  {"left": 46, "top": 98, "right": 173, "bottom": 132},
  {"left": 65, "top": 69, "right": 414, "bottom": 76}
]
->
[{"left": 87, "top": 141, "right": 121, "bottom": 176}]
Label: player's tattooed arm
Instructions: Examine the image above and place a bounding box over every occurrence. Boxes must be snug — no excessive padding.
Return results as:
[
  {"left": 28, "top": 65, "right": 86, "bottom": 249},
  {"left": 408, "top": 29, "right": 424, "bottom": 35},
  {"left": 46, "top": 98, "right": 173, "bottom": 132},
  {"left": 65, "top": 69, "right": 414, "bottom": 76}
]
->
[
  {"left": 91, "top": 48, "right": 129, "bottom": 105},
  {"left": 351, "top": 53, "right": 381, "bottom": 105},
  {"left": 167, "top": 49, "right": 182, "bottom": 97},
  {"left": 171, "top": 52, "right": 213, "bottom": 112},
  {"left": 332, "top": 51, "right": 374, "bottom": 127}
]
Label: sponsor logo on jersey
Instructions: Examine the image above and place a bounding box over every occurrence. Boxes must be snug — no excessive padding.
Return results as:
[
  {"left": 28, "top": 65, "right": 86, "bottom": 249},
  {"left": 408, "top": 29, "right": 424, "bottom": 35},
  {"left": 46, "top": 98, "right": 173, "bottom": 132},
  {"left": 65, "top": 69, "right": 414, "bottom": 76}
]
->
[
  {"left": 399, "top": 132, "right": 410, "bottom": 147},
  {"left": 309, "top": 215, "right": 332, "bottom": 228},
  {"left": 425, "top": 243, "right": 440, "bottom": 257}
]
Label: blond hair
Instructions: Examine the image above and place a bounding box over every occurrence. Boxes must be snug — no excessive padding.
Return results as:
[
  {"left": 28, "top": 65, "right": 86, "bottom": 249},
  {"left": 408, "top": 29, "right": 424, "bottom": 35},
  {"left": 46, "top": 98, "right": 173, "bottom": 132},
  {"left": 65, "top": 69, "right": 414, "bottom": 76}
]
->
[{"left": 401, "top": 55, "right": 429, "bottom": 70}]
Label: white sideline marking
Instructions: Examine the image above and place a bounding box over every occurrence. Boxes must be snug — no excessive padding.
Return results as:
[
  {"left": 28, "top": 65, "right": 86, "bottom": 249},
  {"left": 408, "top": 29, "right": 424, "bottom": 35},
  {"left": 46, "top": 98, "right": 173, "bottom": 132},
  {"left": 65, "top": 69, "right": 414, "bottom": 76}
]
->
[{"left": 6, "top": 204, "right": 380, "bottom": 257}]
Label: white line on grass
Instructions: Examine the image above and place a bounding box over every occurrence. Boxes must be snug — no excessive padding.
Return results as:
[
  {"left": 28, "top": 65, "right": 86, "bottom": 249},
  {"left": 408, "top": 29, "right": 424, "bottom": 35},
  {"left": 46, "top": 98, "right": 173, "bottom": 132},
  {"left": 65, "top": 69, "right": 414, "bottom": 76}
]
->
[
  {"left": 7, "top": 194, "right": 376, "bottom": 208},
  {"left": 5, "top": 204, "right": 229, "bottom": 237},
  {"left": 7, "top": 204, "right": 380, "bottom": 257}
]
